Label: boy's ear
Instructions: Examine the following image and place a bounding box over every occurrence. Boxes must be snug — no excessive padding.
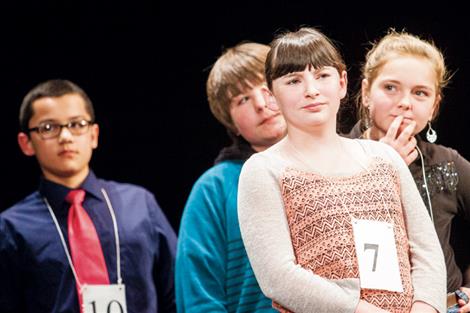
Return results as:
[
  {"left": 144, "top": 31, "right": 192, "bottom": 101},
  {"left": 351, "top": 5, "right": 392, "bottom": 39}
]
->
[
  {"left": 339, "top": 71, "right": 348, "bottom": 99},
  {"left": 91, "top": 123, "right": 99, "bottom": 149},
  {"left": 18, "top": 132, "right": 36, "bottom": 156}
]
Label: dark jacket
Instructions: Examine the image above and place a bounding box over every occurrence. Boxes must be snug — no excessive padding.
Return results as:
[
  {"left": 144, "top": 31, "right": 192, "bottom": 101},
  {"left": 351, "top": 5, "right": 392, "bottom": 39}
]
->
[{"left": 348, "top": 122, "right": 470, "bottom": 291}]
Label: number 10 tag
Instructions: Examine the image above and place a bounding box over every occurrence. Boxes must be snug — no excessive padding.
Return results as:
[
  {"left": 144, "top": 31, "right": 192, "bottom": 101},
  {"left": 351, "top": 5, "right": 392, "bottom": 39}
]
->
[
  {"left": 352, "top": 219, "right": 403, "bottom": 292},
  {"left": 82, "top": 284, "right": 127, "bottom": 313}
]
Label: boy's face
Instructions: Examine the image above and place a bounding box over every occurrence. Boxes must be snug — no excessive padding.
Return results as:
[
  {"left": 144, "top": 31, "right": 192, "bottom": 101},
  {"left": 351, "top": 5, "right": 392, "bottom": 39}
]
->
[
  {"left": 18, "top": 94, "right": 99, "bottom": 186},
  {"left": 229, "top": 83, "right": 286, "bottom": 152}
]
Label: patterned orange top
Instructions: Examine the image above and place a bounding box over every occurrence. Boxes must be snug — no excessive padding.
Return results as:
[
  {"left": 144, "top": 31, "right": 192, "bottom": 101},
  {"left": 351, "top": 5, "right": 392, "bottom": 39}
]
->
[{"left": 273, "top": 158, "right": 413, "bottom": 313}]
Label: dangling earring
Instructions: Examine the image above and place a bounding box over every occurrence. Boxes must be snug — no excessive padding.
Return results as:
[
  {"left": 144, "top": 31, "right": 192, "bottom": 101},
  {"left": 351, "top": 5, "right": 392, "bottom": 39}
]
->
[
  {"left": 364, "top": 115, "right": 371, "bottom": 130},
  {"left": 363, "top": 104, "right": 372, "bottom": 130},
  {"left": 426, "top": 122, "right": 437, "bottom": 143}
]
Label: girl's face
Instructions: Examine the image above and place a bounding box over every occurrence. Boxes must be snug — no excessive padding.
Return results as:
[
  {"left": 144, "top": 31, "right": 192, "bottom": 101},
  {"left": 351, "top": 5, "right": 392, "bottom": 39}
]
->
[
  {"left": 271, "top": 65, "right": 347, "bottom": 132},
  {"left": 229, "top": 83, "right": 286, "bottom": 152},
  {"left": 363, "top": 56, "right": 439, "bottom": 138}
]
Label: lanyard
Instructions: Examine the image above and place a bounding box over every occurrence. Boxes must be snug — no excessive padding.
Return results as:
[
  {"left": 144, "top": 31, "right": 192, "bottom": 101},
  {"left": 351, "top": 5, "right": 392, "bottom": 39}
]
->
[
  {"left": 416, "top": 146, "right": 434, "bottom": 222},
  {"left": 44, "top": 188, "right": 123, "bottom": 289}
]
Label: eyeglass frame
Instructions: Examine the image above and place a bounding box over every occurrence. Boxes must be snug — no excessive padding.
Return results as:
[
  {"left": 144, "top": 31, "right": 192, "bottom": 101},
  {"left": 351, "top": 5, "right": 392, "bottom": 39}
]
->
[{"left": 27, "top": 119, "right": 95, "bottom": 139}]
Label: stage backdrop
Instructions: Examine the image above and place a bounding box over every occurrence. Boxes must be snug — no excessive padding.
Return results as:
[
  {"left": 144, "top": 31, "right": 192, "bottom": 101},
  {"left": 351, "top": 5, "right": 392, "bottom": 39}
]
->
[{"left": 1, "top": 1, "right": 468, "bottom": 231}]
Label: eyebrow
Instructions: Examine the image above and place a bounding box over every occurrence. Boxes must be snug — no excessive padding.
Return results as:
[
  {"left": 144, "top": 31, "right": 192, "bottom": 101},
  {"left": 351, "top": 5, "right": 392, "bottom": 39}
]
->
[
  {"left": 38, "top": 116, "right": 87, "bottom": 124},
  {"left": 282, "top": 72, "right": 300, "bottom": 78},
  {"left": 382, "top": 79, "right": 434, "bottom": 90},
  {"left": 415, "top": 84, "right": 434, "bottom": 91},
  {"left": 283, "top": 66, "right": 334, "bottom": 77}
]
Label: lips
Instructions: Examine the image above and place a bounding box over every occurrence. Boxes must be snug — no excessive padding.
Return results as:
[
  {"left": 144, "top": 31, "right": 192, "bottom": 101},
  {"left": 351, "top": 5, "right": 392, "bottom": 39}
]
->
[
  {"left": 58, "top": 150, "right": 78, "bottom": 157},
  {"left": 302, "top": 102, "right": 324, "bottom": 111},
  {"left": 260, "top": 113, "right": 280, "bottom": 125},
  {"left": 391, "top": 115, "right": 414, "bottom": 122}
]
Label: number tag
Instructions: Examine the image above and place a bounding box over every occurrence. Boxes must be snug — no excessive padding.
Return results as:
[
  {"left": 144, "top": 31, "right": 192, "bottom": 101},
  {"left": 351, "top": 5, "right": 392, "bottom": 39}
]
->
[
  {"left": 352, "top": 219, "right": 403, "bottom": 292},
  {"left": 82, "top": 284, "right": 127, "bottom": 313}
]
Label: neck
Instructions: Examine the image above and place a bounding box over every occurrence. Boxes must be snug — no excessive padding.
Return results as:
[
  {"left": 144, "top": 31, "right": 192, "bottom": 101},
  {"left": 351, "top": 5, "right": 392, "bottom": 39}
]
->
[
  {"left": 42, "top": 167, "right": 89, "bottom": 189},
  {"left": 287, "top": 124, "right": 340, "bottom": 153},
  {"left": 251, "top": 143, "right": 268, "bottom": 152},
  {"left": 284, "top": 128, "right": 345, "bottom": 174},
  {"left": 368, "top": 126, "right": 385, "bottom": 141}
]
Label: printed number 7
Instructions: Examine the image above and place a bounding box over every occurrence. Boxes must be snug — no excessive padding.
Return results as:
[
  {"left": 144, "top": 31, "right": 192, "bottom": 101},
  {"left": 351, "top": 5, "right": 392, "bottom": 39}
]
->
[{"left": 364, "top": 243, "right": 379, "bottom": 272}]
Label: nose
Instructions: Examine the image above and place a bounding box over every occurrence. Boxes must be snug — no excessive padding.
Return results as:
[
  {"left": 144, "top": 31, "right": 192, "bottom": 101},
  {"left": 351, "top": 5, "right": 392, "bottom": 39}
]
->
[
  {"left": 305, "top": 78, "right": 320, "bottom": 98},
  {"left": 260, "top": 86, "right": 279, "bottom": 111},
  {"left": 253, "top": 89, "right": 268, "bottom": 112},
  {"left": 58, "top": 125, "right": 74, "bottom": 142},
  {"left": 398, "top": 93, "right": 412, "bottom": 110}
]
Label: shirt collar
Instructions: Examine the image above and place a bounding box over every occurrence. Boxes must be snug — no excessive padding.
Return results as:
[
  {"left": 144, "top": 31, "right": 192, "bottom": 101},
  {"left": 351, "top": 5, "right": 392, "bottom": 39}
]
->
[
  {"left": 80, "top": 170, "right": 104, "bottom": 200},
  {"left": 39, "top": 170, "right": 103, "bottom": 212}
]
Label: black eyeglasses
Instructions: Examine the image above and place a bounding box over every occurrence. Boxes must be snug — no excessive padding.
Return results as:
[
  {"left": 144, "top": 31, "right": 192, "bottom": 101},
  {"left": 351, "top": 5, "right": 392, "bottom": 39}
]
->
[{"left": 28, "top": 119, "right": 94, "bottom": 139}]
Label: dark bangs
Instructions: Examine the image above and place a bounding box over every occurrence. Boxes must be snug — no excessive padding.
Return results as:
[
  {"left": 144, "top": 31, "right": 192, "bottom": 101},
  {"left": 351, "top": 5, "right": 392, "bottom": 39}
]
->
[{"left": 266, "top": 28, "right": 345, "bottom": 89}]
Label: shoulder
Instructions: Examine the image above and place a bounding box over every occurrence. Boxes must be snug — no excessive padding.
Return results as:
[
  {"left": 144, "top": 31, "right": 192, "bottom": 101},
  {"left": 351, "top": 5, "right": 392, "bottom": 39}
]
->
[
  {"left": 242, "top": 140, "right": 285, "bottom": 172},
  {"left": 0, "top": 191, "right": 43, "bottom": 220},
  {"left": 197, "top": 160, "right": 244, "bottom": 184},
  {"left": 189, "top": 160, "right": 244, "bottom": 196},
  {"left": 98, "top": 178, "right": 152, "bottom": 197},
  {"left": 179, "top": 164, "right": 244, "bottom": 236},
  {"left": 354, "top": 138, "right": 402, "bottom": 160},
  {"left": 419, "top": 140, "right": 463, "bottom": 163},
  {"left": 0, "top": 191, "right": 46, "bottom": 240},
  {"left": 96, "top": 178, "right": 161, "bottom": 212},
  {"left": 98, "top": 179, "right": 175, "bottom": 234},
  {"left": 353, "top": 139, "right": 409, "bottom": 174},
  {"left": 239, "top": 143, "right": 286, "bottom": 192}
]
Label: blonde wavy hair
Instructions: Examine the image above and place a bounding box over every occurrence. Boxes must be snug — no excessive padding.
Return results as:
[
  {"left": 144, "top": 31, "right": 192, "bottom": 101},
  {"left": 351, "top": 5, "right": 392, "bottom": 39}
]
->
[{"left": 358, "top": 29, "right": 451, "bottom": 129}]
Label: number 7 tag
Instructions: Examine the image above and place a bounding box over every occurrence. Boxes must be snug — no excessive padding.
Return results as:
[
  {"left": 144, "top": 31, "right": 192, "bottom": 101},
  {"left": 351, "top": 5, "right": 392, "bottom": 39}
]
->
[{"left": 352, "top": 219, "right": 403, "bottom": 292}]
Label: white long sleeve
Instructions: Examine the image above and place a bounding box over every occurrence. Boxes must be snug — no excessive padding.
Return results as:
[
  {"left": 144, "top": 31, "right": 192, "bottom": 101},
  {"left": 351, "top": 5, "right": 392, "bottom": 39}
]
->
[
  {"left": 238, "top": 139, "right": 446, "bottom": 313},
  {"left": 238, "top": 149, "right": 360, "bottom": 313}
]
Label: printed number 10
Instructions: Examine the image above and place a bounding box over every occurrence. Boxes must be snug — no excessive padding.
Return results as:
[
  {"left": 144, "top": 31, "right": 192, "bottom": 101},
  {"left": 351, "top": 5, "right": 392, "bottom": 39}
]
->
[{"left": 89, "top": 300, "right": 124, "bottom": 313}]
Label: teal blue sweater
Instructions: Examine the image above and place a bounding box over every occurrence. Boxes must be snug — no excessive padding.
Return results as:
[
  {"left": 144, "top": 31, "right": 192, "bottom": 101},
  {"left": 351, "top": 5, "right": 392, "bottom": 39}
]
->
[{"left": 176, "top": 160, "right": 275, "bottom": 312}]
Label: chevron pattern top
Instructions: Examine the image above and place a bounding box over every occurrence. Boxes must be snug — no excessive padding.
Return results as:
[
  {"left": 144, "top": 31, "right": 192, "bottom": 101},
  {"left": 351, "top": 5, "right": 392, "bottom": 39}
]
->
[
  {"left": 274, "top": 159, "right": 412, "bottom": 313},
  {"left": 238, "top": 138, "right": 446, "bottom": 313}
]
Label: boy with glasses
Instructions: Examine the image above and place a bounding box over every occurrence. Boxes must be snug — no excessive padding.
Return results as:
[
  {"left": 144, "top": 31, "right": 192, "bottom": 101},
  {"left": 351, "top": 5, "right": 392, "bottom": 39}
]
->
[{"left": 0, "top": 79, "right": 177, "bottom": 313}]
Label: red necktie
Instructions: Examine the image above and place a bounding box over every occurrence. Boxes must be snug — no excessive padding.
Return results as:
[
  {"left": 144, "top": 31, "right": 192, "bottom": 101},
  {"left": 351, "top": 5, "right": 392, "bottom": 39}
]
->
[{"left": 66, "top": 189, "right": 110, "bottom": 310}]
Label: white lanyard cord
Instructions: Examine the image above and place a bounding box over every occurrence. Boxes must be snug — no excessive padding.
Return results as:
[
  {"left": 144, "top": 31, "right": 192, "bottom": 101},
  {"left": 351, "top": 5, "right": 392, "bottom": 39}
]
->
[
  {"left": 101, "top": 188, "right": 122, "bottom": 284},
  {"left": 44, "top": 188, "right": 123, "bottom": 289},
  {"left": 45, "top": 197, "right": 83, "bottom": 288},
  {"left": 416, "top": 146, "right": 434, "bottom": 223}
]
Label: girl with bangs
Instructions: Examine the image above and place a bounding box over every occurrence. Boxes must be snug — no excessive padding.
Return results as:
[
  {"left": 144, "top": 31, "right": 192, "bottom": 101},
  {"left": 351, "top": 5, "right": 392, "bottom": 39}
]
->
[{"left": 237, "top": 27, "right": 446, "bottom": 313}]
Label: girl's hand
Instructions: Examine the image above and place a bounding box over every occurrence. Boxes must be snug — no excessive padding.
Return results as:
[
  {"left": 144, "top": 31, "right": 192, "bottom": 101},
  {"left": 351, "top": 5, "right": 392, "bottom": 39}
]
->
[
  {"left": 380, "top": 115, "right": 418, "bottom": 165},
  {"left": 456, "top": 287, "right": 470, "bottom": 312}
]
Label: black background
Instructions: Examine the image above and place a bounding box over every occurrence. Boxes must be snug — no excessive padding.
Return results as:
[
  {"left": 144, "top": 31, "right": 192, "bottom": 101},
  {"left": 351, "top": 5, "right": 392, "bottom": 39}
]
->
[{"left": 1, "top": 1, "right": 469, "bottom": 231}]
